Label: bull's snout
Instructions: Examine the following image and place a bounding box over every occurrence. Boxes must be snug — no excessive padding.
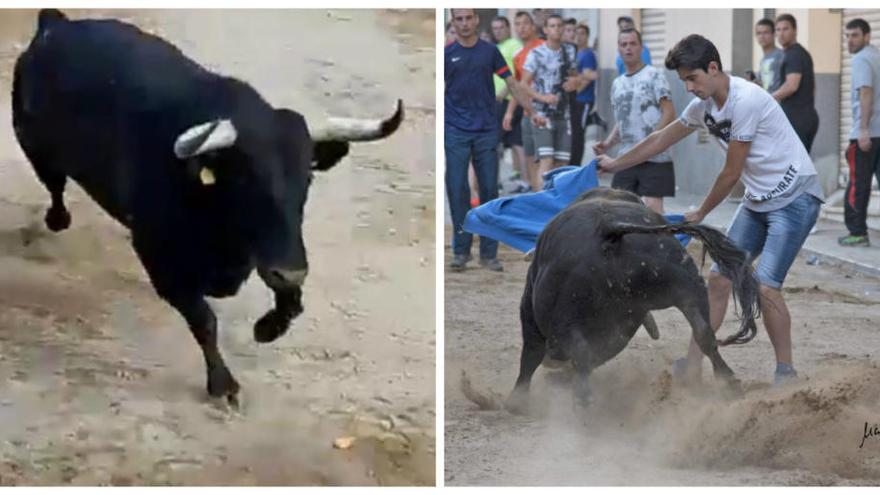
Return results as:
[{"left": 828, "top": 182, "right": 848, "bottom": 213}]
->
[{"left": 258, "top": 266, "right": 308, "bottom": 289}]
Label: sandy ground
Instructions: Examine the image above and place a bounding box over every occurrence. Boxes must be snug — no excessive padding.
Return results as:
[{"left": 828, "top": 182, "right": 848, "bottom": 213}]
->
[
  {"left": 0, "top": 9, "right": 435, "bottom": 486},
  {"left": 445, "top": 228, "right": 880, "bottom": 486}
]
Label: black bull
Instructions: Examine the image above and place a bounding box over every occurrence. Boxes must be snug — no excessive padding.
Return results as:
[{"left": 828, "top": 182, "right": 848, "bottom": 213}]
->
[
  {"left": 11, "top": 9, "right": 403, "bottom": 406},
  {"left": 507, "top": 188, "right": 761, "bottom": 412}
]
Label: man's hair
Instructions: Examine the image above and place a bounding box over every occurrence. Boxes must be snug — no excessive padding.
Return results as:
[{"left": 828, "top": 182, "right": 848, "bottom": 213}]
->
[
  {"left": 617, "top": 16, "right": 634, "bottom": 27},
  {"left": 564, "top": 17, "right": 577, "bottom": 26},
  {"left": 545, "top": 13, "right": 563, "bottom": 26},
  {"left": 576, "top": 23, "right": 590, "bottom": 37},
  {"left": 755, "top": 18, "right": 775, "bottom": 31},
  {"left": 846, "top": 18, "right": 871, "bottom": 35},
  {"left": 775, "top": 13, "right": 796, "bottom": 30},
  {"left": 493, "top": 16, "right": 510, "bottom": 29},
  {"left": 665, "top": 34, "right": 723, "bottom": 72},
  {"left": 514, "top": 11, "right": 533, "bottom": 23},
  {"left": 449, "top": 8, "right": 476, "bottom": 17},
  {"left": 618, "top": 28, "right": 643, "bottom": 45}
]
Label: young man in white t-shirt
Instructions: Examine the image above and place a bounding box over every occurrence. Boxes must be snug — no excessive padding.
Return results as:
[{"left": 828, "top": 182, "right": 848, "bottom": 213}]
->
[{"left": 596, "top": 34, "right": 824, "bottom": 385}]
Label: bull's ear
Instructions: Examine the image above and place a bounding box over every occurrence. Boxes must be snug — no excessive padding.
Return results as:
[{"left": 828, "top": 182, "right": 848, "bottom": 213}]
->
[
  {"left": 174, "top": 119, "right": 237, "bottom": 159},
  {"left": 312, "top": 140, "right": 350, "bottom": 171}
]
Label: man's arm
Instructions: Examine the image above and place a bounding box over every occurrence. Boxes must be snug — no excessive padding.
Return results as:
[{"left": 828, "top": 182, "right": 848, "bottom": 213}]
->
[
  {"left": 685, "top": 140, "right": 750, "bottom": 223},
  {"left": 858, "top": 85, "right": 875, "bottom": 151},
  {"left": 656, "top": 97, "right": 676, "bottom": 130},
  {"left": 519, "top": 69, "right": 557, "bottom": 105},
  {"left": 573, "top": 68, "right": 598, "bottom": 92},
  {"left": 772, "top": 72, "right": 802, "bottom": 101},
  {"left": 592, "top": 123, "right": 619, "bottom": 156},
  {"left": 597, "top": 120, "right": 695, "bottom": 173},
  {"left": 504, "top": 76, "right": 538, "bottom": 116}
]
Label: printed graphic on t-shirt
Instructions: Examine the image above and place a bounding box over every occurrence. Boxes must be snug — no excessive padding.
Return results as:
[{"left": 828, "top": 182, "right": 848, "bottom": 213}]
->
[
  {"left": 524, "top": 43, "right": 577, "bottom": 119},
  {"left": 703, "top": 113, "right": 732, "bottom": 142}
]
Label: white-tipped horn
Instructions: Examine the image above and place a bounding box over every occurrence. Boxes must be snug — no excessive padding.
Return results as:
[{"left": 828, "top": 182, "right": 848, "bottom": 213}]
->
[
  {"left": 174, "top": 119, "right": 238, "bottom": 159},
  {"left": 310, "top": 99, "right": 403, "bottom": 142}
]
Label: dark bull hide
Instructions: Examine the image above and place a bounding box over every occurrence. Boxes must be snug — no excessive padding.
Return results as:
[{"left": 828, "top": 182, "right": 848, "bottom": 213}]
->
[
  {"left": 507, "top": 188, "right": 761, "bottom": 413},
  {"left": 11, "top": 9, "right": 403, "bottom": 406}
]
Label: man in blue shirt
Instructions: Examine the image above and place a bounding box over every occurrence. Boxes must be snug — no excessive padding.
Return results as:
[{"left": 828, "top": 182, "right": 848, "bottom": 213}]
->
[
  {"left": 614, "top": 16, "right": 652, "bottom": 75},
  {"left": 571, "top": 22, "right": 598, "bottom": 166},
  {"left": 446, "top": 8, "right": 540, "bottom": 272}
]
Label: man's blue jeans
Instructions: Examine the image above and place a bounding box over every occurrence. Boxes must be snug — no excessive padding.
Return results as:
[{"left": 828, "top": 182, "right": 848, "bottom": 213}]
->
[{"left": 445, "top": 125, "right": 499, "bottom": 259}]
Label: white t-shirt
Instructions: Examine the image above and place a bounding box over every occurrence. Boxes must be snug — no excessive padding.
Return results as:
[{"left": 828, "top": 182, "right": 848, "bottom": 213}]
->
[
  {"left": 679, "top": 76, "right": 817, "bottom": 205},
  {"left": 611, "top": 64, "right": 672, "bottom": 163}
]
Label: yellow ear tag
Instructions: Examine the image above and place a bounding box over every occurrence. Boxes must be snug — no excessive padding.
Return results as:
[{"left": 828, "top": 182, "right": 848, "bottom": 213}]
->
[{"left": 199, "top": 167, "right": 216, "bottom": 186}]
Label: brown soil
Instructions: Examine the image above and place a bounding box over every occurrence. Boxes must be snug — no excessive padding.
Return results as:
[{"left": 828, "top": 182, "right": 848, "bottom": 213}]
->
[
  {"left": 445, "top": 231, "right": 880, "bottom": 485},
  {"left": 0, "top": 9, "right": 435, "bottom": 486}
]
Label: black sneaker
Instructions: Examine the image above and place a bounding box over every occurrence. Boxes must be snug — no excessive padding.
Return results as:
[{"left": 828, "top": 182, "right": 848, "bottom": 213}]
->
[
  {"left": 450, "top": 254, "right": 472, "bottom": 271},
  {"left": 479, "top": 257, "right": 503, "bottom": 272},
  {"left": 838, "top": 234, "right": 870, "bottom": 247}
]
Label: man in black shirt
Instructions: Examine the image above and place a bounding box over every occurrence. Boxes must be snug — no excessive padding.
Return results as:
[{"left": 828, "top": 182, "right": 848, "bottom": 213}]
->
[{"left": 771, "top": 13, "right": 819, "bottom": 152}]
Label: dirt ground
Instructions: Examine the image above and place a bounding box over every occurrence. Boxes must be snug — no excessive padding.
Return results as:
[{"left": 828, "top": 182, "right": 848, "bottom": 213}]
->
[
  {"left": 445, "top": 229, "right": 880, "bottom": 486},
  {"left": 0, "top": 10, "right": 435, "bottom": 486}
]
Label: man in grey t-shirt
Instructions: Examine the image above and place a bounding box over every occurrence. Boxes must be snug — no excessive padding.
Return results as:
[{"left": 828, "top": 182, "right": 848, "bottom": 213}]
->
[
  {"left": 840, "top": 18, "right": 880, "bottom": 247},
  {"left": 754, "top": 18, "right": 783, "bottom": 93}
]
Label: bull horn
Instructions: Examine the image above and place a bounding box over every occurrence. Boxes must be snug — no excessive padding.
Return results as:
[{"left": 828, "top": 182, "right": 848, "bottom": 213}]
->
[
  {"left": 310, "top": 99, "right": 403, "bottom": 142},
  {"left": 174, "top": 119, "right": 238, "bottom": 159}
]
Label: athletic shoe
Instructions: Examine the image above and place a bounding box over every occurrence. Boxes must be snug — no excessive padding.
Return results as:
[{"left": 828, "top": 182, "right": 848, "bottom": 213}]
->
[
  {"left": 837, "top": 234, "right": 870, "bottom": 247},
  {"left": 773, "top": 362, "right": 798, "bottom": 386},
  {"left": 450, "top": 253, "right": 472, "bottom": 271},
  {"left": 479, "top": 257, "right": 503, "bottom": 272}
]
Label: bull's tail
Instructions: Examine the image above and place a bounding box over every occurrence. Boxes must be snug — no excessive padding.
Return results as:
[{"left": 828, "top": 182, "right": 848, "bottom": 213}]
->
[{"left": 603, "top": 221, "right": 761, "bottom": 346}]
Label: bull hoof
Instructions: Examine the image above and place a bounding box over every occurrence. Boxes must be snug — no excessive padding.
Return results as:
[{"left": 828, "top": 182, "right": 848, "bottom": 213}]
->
[
  {"left": 207, "top": 368, "right": 241, "bottom": 408},
  {"left": 503, "top": 389, "right": 530, "bottom": 415},
  {"left": 722, "top": 377, "right": 744, "bottom": 400},
  {"left": 45, "top": 205, "right": 71, "bottom": 232},
  {"left": 254, "top": 309, "right": 290, "bottom": 343}
]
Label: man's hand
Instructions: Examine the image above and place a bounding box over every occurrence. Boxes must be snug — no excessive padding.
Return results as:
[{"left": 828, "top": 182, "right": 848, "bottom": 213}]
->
[
  {"left": 593, "top": 139, "right": 611, "bottom": 156},
  {"left": 503, "top": 112, "right": 513, "bottom": 132},
  {"left": 562, "top": 76, "right": 579, "bottom": 93},
  {"left": 531, "top": 114, "right": 547, "bottom": 128},
  {"left": 684, "top": 209, "right": 705, "bottom": 224},
  {"left": 596, "top": 154, "right": 616, "bottom": 174},
  {"left": 858, "top": 128, "right": 873, "bottom": 152}
]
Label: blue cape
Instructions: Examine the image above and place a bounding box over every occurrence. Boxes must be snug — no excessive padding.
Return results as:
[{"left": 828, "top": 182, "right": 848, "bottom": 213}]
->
[{"left": 463, "top": 160, "right": 691, "bottom": 252}]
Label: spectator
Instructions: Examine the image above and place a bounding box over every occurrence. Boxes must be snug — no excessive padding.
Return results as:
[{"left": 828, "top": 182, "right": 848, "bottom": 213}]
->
[
  {"left": 754, "top": 18, "right": 783, "bottom": 93},
  {"left": 615, "top": 16, "right": 652, "bottom": 75},
  {"left": 445, "top": 9, "right": 541, "bottom": 272},
  {"left": 445, "top": 20, "right": 456, "bottom": 46},
  {"left": 597, "top": 34, "right": 824, "bottom": 386},
  {"left": 594, "top": 28, "right": 675, "bottom": 214},
  {"left": 562, "top": 17, "right": 577, "bottom": 45},
  {"left": 491, "top": 16, "right": 528, "bottom": 194},
  {"left": 504, "top": 11, "right": 545, "bottom": 192},
  {"left": 839, "top": 18, "right": 880, "bottom": 247},
  {"left": 772, "top": 13, "right": 819, "bottom": 153},
  {"left": 571, "top": 23, "right": 598, "bottom": 166}
]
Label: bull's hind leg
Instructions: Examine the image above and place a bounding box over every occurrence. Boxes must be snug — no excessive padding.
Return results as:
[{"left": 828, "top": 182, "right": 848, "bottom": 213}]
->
[
  {"left": 505, "top": 279, "right": 545, "bottom": 415},
  {"left": 676, "top": 286, "right": 740, "bottom": 393},
  {"left": 25, "top": 151, "right": 71, "bottom": 231}
]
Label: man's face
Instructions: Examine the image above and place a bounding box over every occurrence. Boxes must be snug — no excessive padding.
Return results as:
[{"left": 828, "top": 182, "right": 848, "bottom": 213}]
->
[
  {"left": 677, "top": 64, "right": 719, "bottom": 100},
  {"left": 618, "top": 19, "right": 635, "bottom": 31},
  {"left": 563, "top": 23, "right": 576, "bottom": 44},
  {"left": 451, "top": 9, "right": 478, "bottom": 39},
  {"left": 618, "top": 31, "right": 642, "bottom": 65},
  {"left": 545, "top": 17, "right": 563, "bottom": 43},
  {"left": 846, "top": 27, "right": 870, "bottom": 54},
  {"left": 491, "top": 20, "right": 510, "bottom": 43},
  {"left": 515, "top": 15, "right": 534, "bottom": 40},
  {"left": 775, "top": 20, "right": 796, "bottom": 47},
  {"left": 755, "top": 24, "right": 774, "bottom": 49},
  {"left": 575, "top": 27, "right": 589, "bottom": 47}
]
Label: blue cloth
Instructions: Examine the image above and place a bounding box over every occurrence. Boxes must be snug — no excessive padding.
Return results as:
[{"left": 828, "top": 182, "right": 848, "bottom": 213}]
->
[
  {"left": 575, "top": 48, "right": 597, "bottom": 104},
  {"left": 445, "top": 39, "right": 512, "bottom": 133},
  {"left": 615, "top": 46, "right": 652, "bottom": 75},
  {"left": 445, "top": 125, "right": 500, "bottom": 258},
  {"left": 463, "top": 160, "right": 691, "bottom": 253}
]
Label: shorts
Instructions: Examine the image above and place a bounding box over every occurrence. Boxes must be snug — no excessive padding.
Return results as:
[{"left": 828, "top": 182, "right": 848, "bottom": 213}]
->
[
  {"left": 611, "top": 161, "right": 675, "bottom": 197},
  {"left": 532, "top": 117, "right": 571, "bottom": 162},
  {"left": 496, "top": 100, "right": 523, "bottom": 148},
  {"left": 711, "top": 192, "right": 820, "bottom": 289}
]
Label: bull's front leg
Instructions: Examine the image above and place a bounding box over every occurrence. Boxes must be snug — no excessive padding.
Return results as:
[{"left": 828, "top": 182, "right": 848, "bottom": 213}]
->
[{"left": 254, "top": 285, "right": 303, "bottom": 343}]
